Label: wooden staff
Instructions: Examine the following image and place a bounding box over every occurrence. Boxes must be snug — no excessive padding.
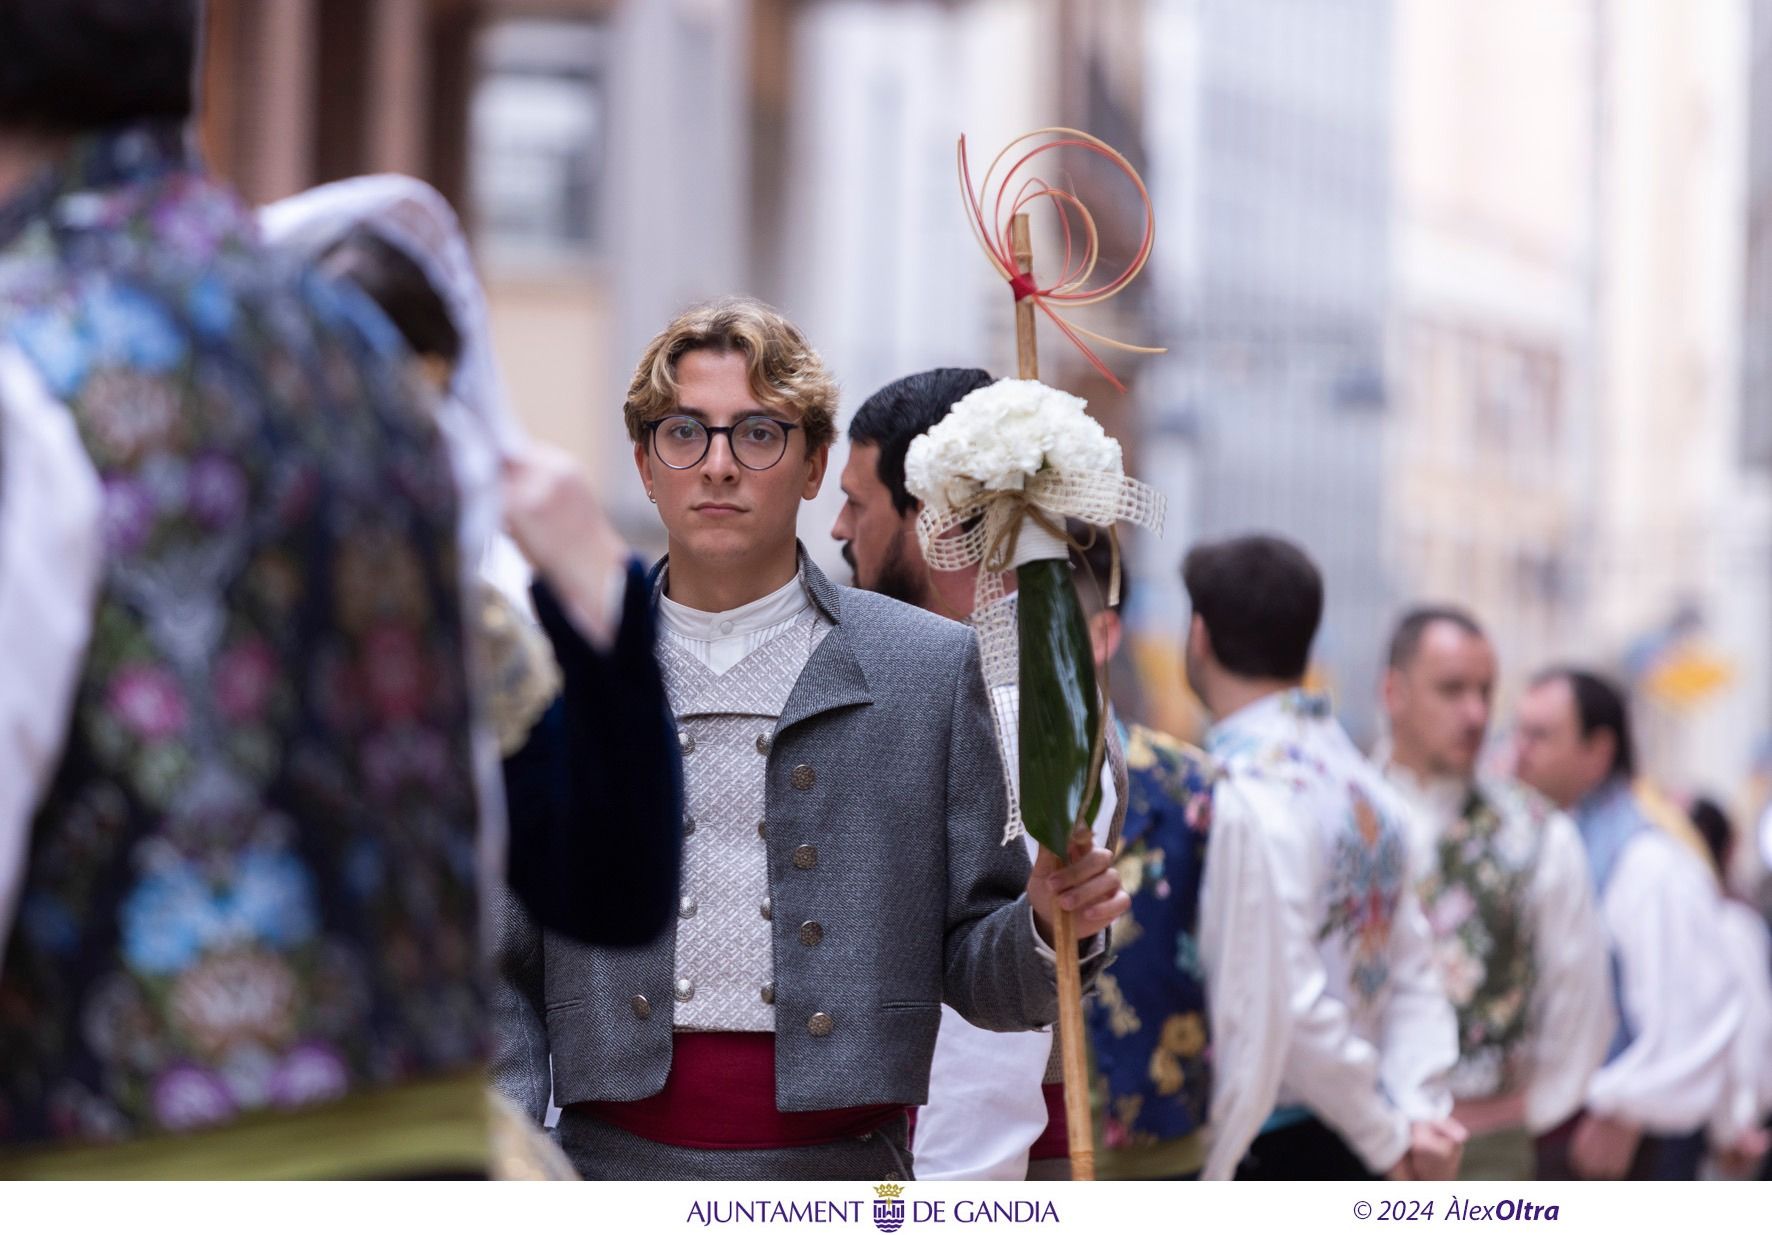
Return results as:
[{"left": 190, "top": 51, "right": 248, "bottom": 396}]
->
[
  {"left": 1012, "top": 214, "right": 1039, "bottom": 381},
  {"left": 1011, "top": 210, "right": 1096, "bottom": 1183}
]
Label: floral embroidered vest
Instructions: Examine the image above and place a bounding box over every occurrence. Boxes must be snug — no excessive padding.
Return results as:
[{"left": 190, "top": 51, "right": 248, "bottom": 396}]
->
[
  {"left": 0, "top": 124, "right": 484, "bottom": 1149},
  {"left": 1087, "top": 723, "right": 1214, "bottom": 1151},
  {"left": 1416, "top": 779, "right": 1543, "bottom": 1097}
]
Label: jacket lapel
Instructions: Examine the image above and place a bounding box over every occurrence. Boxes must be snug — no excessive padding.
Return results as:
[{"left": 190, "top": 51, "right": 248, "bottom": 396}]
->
[{"left": 776, "top": 550, "right": 872, "bottom": 733}]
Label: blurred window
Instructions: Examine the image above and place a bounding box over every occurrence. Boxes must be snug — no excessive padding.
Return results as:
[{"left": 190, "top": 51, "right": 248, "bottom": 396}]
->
[{"left": 470, "top": 17, "right": 607, "bottom": 265}]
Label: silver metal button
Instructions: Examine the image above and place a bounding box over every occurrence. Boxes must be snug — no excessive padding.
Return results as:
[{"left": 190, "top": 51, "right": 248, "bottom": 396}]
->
[
  {"left": 799, "top": 920, "right": 823, "bottom": 947},
  {"left": 792, "top": 844, "right": 818, "bottom": 871},
  {"left": 631, "top": 995, "right": 652, "bottom": 1019},
  {"left": 674, "top": 978, "right": 695, "bottom": 1002},
  {"left": 679, "top": 896, "right": 697, "bottom": 920},
  {"left": 755, "top": 733, "right": 772, "bottom": 755},
  {"left": 757, "top": 819, "right": 767, "bottom": 840},
  {"left": 677, "top": 729, "right": 695, "bottom": 754},
  {"left": 760, "top": 982, "right": 775, "bottom": 1005},
  {"left": 791, "top": 764, "right": 816, "bottom": 790},
  {"left": 683, "top": 815, "right": 697, "bottom": 837},
  {"left": 760, "top": 897, "right": 773, "bottom": 922},
  {"left": 807, "top": 1012, "right": 834, "bottom": 1037}
]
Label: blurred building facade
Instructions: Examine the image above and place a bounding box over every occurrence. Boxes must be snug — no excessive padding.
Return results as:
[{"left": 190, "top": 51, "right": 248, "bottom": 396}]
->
[
  {"left": 1135, "top": 0, "right": 1395, "bottom": 743},
  {"left": 1391, "top": 0, "right": 1770, "bottom": 794},
  {"left": 1586, "top": 0, "right": 1760, "bottom": 795},
  {"left": 1389, "top": 0, "right": 1596, "bottom": 703}
]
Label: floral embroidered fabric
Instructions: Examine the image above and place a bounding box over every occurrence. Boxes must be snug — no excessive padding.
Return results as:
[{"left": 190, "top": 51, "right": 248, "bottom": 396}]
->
[
  {"left": 1087, "top": 723, "right": 1215, "bottom": 1151},
  {"left": 1208, "top": 689, "right": 1409, "bottom": 1013},
  {"left": 1416, "top": 781, "right": 1543, "bottom": 1097},
  {"left": 0, "top": 123, "right": 484, "bottom": 1148}
]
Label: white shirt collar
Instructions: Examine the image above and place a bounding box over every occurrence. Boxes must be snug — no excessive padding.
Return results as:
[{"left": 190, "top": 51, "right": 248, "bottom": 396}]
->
[
  {"left": 658, "top": 570, "right": 810, "bottom": 643},
  {"left": 1204, "top": 686, "right": 1319, "bottom": 753}
]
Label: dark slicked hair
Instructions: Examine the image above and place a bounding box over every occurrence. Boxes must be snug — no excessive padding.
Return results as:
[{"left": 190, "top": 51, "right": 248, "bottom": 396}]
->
[
  {"left": 1387, "top": 605, "right": 1486, "bottom": 670},
  {"left": 1068, "top": 517, "right": 1129, "bottom": 615},
  {"left": 1689, "top": 796, "right": 1733, "bottom": 882},
  {"left": 1183, "top": 534, "right": 1322, "bottom": 680},
  {"left": 1532, "top": 666, "right": 1637, "bottom": 779},
  {"left": 847, "top": 367, "right": 994, "bottom": 514},
  {"left": 0, "top": 0, "right": 199, "bottom": 134},
  {"left": 320, "top": 228, "right": 463, "bottom": 368}
]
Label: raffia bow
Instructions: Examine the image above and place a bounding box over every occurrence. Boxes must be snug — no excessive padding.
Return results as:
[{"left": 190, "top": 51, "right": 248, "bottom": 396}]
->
[{"left": 916, "top": 470, "right": 1165, "bottom": 843}]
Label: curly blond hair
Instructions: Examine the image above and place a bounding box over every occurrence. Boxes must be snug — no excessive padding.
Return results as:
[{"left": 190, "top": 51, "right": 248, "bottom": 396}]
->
[{"left": 623, "top": 296, "right": 839, "bottom": 450}]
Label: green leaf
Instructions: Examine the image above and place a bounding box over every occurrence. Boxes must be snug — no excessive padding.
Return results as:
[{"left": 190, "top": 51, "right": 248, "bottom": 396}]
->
[{"left": 1017, "top": 556, "right": 1104, "bottom": 856}]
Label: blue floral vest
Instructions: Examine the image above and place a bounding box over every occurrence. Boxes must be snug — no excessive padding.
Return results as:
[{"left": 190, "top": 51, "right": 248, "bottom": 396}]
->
[
  {"left": 0, "top": 124, "right": 485, "bottom": 1149},
  {"left": 1086, "top": 722, "right": 1214, "bottom": 1152}
]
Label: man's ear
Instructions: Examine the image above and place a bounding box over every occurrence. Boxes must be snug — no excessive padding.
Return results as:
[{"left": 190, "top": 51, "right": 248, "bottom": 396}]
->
[
  {"left": 1382, "top": 665, "right": 1404, "bottom": 716},
  {"left": 801, "top": 441, "right": 830, "bottom": 500},
  {"left": 1588, "top": 728, "right": 1619, "bottom": 780},
  {"left": 1087, "top": 610, "right": 1123, "bottom": 670},
  {"left": 1187, "top": 613, "right": 1211, "bottom": 665},
  {"left": 633, "top": 440, "right": 653, "bottom": 498}
]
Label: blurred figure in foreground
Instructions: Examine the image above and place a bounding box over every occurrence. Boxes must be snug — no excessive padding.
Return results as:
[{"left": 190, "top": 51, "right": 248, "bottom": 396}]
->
[
  {"left": 265, "top": 178, "right": 686, "bottom": 1178},
  {"left": 263, "top": 175, "right": 681, "bottom": 953},
  {"left": 0, "top": 0, "right": 484, "bottom": 1176}
]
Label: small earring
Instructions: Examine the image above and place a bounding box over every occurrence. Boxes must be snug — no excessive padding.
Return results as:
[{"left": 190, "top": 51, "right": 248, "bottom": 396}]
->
[{"left": 648, "top": 492, "right": 657, "bottom": 504}]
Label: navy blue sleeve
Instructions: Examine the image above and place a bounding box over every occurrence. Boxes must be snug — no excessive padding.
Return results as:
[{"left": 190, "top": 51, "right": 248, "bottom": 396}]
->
[{"left": 502, "top": 559, "right": 682, "bottom": 946}]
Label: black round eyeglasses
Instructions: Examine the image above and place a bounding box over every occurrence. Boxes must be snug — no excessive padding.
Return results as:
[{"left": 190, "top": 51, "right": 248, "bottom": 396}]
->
[{"left": 644, "top": 413, "right": 800, "bottom": 471}]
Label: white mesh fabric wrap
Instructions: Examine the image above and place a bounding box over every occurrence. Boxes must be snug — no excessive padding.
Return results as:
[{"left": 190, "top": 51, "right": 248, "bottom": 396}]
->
[{"left": 915, "top": 469, "right": 1164, "bottom": 844}]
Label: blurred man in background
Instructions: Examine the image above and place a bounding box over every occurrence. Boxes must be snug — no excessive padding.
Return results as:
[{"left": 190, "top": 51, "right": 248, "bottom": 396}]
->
[
  {"left": 1379, "top": 608, "right": 1612, "bottom": 1179},
  {"left": 1184, "top": 535, "right": 1464, "bottom": 1182},
  {"left": 1514, "top": 670, "right": 1741, "bottom": 1179},
  {"left": 1687, "top": 797, "right": 1772, "bottom": 1179}
]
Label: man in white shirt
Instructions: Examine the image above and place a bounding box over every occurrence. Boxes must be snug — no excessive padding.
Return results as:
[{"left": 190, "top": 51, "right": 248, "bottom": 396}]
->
[
  {"left": 1378, "top": 608, "right": 1613, "bottom": 1178},
  {"left": 1514, "top": 669, "right": 1741, "bottom": 1179},
  {"left": 1183, "top": 535, "right": 1464, "bottom": 1181}
]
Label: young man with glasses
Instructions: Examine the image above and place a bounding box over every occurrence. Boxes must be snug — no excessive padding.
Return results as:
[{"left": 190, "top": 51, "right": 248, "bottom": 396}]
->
[{"left": 492, "top": 297, "right": 1128, "bottom": 1180}]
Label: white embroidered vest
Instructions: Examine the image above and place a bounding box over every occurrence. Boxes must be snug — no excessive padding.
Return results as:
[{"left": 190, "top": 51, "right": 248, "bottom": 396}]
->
[{"left": 658, "top": 607, "right": 828, "bottom": 1032}]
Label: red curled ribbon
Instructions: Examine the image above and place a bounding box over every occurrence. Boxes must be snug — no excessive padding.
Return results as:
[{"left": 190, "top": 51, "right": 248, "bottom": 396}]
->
[{"left": 958, "top": 128, "right": 1165, "bottom": 391}]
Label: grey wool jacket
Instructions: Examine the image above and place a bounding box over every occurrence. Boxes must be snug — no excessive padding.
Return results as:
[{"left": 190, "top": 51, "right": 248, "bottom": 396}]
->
[{"left": 491, "top": 548, "right": 1097, "bottom": 1118}]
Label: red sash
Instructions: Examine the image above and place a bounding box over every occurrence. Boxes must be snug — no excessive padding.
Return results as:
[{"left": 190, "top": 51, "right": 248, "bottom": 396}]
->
[
  {"left": 572, "top": 1032, "right": 904, "bottom": 1150},
  {"left": 1028, "top": 1082, "right": 1070, "bottom": 1160}
]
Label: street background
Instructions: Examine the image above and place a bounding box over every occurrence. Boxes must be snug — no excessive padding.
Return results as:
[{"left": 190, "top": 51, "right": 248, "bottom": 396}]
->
[{"left": 199, "top": 0, "right": 1772, "bottom": 870}]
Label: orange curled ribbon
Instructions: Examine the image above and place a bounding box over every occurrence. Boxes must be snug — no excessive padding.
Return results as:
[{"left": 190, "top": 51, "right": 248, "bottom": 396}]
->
[{"left": 958, "top": 127, "right": 1165, "bottom": 392}]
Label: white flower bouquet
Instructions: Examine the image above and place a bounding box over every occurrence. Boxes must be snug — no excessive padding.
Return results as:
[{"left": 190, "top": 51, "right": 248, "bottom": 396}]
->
[
  {"left": 905, "top": 377, "right": 1161, "bottom": 853},
  {"left": 905, "top": 380, "right": 1123, "bottom": 512}
]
